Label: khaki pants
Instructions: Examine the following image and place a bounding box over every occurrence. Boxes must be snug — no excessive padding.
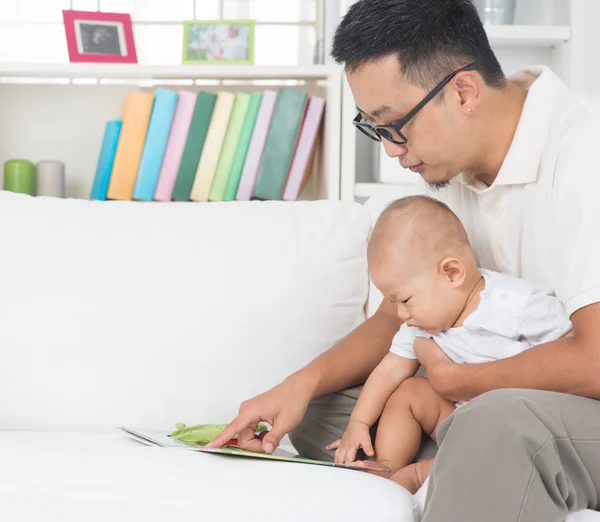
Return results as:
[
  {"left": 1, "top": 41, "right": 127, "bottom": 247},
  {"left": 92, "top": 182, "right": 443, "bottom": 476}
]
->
[{"left": 289, "top": 386, "right": 600, "bottom": 521}]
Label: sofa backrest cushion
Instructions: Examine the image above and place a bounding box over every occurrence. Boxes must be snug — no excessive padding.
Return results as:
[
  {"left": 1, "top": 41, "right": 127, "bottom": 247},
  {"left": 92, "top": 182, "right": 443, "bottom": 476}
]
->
[{"left": 0, "top": 192, "right": 371, "bottom": 430}]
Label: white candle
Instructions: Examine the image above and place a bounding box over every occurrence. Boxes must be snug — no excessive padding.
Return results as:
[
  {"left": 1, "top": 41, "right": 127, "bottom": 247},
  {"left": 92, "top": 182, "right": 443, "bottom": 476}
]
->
[{"left": 36, "top": 160, "right": 65, "bottom": 198}]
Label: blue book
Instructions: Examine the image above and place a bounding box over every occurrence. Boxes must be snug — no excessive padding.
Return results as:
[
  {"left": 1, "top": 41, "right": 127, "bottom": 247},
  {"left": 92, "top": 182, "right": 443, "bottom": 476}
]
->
[
  {"left": 90, "top": 120, "right": 122, "bottom": 200},
  {"left": 133, "top": 89, "right": 179, "bottom": 201}
]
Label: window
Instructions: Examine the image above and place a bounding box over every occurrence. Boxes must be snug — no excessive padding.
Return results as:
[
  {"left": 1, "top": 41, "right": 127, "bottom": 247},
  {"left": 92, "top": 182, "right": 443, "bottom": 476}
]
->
[{"left": 0, "top": 0, "right": 320, "bottom": 65}]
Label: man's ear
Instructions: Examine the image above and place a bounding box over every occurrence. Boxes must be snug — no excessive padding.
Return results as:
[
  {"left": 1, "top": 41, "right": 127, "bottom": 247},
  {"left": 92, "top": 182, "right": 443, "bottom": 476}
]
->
[
  {"left": 439, "top": 257, "right": 466, "bottom": 287},
  {"left": 452, "top": 70, "right": 482, "bottom": 115}
]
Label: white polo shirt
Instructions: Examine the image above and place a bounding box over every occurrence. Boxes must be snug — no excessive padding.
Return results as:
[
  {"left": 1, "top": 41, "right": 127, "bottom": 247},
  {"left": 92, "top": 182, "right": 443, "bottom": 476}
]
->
[{"left": 431, "top": 66, "right": 600, "bottom": 317}]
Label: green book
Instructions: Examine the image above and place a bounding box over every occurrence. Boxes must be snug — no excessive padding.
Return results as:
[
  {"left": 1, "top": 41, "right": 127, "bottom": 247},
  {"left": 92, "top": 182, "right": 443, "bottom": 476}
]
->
[
  {"left": 223, "top": 92, "right": 262, "bottom": 201},
  {"left": 208, "top": 92, "right": 252, "bottom": 202},
  {"left": 252, "top": 88, "right": 308, "bottom": 201},
  {"left": 171, "top": 92, "right": 217, "bottom": 201}
]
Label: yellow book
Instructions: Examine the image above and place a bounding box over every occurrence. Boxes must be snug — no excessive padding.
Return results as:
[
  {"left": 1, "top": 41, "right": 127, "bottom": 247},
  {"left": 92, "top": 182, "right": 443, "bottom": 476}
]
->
[
  {"left": 190, "top": 91, "right": 236, "bottom": 202},
  {"left": 107, "top": 91, "right": 154, "bottom": 201}
]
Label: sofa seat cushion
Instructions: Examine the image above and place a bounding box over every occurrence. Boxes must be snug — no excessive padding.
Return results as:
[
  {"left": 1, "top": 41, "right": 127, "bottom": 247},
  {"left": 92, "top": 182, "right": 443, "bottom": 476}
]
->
[{"left": 0, "top": 432, "right": 418, "bottom": 522}]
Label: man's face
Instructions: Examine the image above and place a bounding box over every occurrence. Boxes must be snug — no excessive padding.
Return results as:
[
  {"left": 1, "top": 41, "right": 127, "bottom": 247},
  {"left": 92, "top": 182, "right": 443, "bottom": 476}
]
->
[{"left": 347, "top": 55, "right": 471, "bottom": 189}]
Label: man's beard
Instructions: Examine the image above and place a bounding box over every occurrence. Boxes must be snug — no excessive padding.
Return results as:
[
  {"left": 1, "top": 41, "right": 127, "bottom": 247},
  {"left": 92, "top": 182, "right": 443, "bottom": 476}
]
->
[
  {"left": 427, "top": 180, "right": 451, "bottom": 191},
  {"left": 427, "top": 170, "right": 456, "bottom": 191}
]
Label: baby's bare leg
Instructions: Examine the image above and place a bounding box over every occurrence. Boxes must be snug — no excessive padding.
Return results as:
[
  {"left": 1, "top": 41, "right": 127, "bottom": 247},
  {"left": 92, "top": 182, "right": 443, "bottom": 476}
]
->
[{"left": 373, "top": 377, "right": 455, "bottom": 491}]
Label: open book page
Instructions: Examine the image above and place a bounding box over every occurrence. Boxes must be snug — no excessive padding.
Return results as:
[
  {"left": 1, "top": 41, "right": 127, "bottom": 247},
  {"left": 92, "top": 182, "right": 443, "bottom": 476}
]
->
[{"left": 119, "top": 426, "right": 390, "bottom": 474}]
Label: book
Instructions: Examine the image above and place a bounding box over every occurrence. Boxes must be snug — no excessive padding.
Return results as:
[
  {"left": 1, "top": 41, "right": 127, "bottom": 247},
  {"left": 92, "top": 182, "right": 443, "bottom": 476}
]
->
[
  {"left": 106, "top": 91, "right": 154, "bottom": 200},
  {"left": 208, "top": 92, "right": 251, "bottom": 202},
  {"left": 133, "top": 88, "right": 179, "bottom": 201},
  {"left": 153, "top": 90, "right": 197, "bottom": 202},
  {"left": 252, "top": 88, "right": 309, "bottom": 201},
  {"left": 171, "top": 92, "right": 218, "bottom": 202},
  {"left": 223, "top": 92, "right": 262, "bottom": 201},
  {"left": 190, "top": 91, "right": 236, "bottom": 202},
  {"left": 118, "top": 426, "right": 388, "bottom": 473},
  {"left": 282, "top": 95, "right": 326, "bottom": 201},
  {"left": 90, "top": 120, "right": 121, "bottom": 201},
  {"left": 235, "top": 90, "right": 278, "bottom": 201}
]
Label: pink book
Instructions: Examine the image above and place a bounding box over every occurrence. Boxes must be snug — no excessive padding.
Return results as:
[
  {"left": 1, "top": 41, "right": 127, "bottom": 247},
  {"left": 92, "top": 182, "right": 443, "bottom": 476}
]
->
[
  {"left": 235, "top": 90, "right": 278, "bottom": 201},
  {"left": 282, "top": 96, "right": 326, "bottom": 201},
  {"left": 153, "top": 90, "right": 197, "bottom": 201}
]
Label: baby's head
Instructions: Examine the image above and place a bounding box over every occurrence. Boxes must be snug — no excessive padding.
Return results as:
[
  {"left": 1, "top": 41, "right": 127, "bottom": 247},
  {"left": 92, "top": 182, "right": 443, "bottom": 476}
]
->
[{"left": 368, "top": 195, "right": 479, "bottom": 334}]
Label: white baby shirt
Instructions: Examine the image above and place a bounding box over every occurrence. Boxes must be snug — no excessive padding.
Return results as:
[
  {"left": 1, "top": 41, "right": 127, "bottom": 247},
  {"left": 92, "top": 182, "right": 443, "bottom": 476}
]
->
[{"left": 390, "top": 269, "right": 572, "bottom": 364}]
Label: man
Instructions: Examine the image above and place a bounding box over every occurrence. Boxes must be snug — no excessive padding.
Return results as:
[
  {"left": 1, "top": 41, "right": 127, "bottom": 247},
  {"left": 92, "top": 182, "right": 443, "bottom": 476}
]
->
[{"left": 209, "top": 1, "right": 600, "bottom": 520}]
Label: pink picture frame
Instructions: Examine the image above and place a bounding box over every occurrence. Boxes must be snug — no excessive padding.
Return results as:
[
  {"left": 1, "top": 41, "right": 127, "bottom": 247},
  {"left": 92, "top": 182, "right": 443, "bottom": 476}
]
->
[{"left": 62, "top": 10, "right": 138, "bottom": 63}]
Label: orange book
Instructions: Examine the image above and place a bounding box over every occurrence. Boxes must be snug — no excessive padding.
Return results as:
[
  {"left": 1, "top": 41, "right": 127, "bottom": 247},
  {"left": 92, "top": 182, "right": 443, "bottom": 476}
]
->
[{"left": 107, "top": 91, "right": 154, "bottom": 200}]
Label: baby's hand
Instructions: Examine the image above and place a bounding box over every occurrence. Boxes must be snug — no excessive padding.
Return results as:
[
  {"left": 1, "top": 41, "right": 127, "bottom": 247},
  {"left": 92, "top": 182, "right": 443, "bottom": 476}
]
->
[{"left": 326, "top": 420, "right": 374, "bottom": 464}]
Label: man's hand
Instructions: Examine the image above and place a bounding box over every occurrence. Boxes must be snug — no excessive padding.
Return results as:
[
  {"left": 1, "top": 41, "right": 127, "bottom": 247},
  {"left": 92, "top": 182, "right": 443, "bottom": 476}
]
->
[
  {"left": 414, "top": 337, "right": 463, "bottom": 401},
  {"left": 326, "top": 419, "right": 374, "bottom": 464},
  {"left": 206, "top": 375, "right": 312, "bottom": 454}
]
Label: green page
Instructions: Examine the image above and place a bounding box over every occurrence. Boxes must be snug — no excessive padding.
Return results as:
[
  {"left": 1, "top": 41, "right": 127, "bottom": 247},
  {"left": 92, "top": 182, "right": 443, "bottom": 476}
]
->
[
  {"left": 172, "top": 92, "right": 217, "bottom": 201},
  {"left": 223, "top": 92, "right": 262, "bottom": 201},
  {"left": 252, "top": 88, "right": 308, "bottom": 201},
  {"left": 208, "top": 92, "right": 251, "bottom": 202},
  {"left": 119, "top": 426, "right": 389, "bottom": 474}
]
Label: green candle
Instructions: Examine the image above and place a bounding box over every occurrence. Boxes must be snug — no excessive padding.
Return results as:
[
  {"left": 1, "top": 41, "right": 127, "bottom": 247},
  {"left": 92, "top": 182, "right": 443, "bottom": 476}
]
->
[{"left": 4, "top": 159, "right": 35, "bottom": 195}]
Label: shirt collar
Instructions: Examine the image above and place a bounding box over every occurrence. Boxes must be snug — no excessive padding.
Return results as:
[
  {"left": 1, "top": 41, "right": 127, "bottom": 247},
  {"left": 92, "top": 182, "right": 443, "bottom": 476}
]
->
[{"left": 460, "top": 65, "right": 568, "bottom": 190}]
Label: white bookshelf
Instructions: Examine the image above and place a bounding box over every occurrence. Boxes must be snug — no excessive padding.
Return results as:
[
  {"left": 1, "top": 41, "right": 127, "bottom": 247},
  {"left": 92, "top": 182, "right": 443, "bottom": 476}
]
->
[
  {"left": 486, "top": 25, "right": 571, "bottom": 47},
  {"left": 0, "top": 63, "right": 339, "bottom": 81},
  {"left": 0, "top": 64, "right": 342, "bottom": 201},
  {"left": 340, "top": 0, "right": 590, "bottom": 202}
]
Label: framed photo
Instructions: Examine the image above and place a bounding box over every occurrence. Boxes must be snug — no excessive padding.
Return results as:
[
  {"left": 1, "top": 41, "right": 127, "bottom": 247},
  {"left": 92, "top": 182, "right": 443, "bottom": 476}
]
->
[
  {"left": 62, "top": 10, "right": 138, "bottom": 63},
  {"left": 183, "top": 20, "right": 255, "bottom": 65}
]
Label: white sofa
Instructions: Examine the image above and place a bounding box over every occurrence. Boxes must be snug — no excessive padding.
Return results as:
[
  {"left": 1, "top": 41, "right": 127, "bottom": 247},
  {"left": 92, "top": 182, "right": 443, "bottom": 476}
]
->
[{"left": 0, "top": 190, "right": 597, "bottom": 522}]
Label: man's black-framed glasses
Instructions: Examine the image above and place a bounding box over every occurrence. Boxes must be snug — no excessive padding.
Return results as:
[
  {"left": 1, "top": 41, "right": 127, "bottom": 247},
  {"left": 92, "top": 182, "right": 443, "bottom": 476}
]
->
[{"left": 353, "top": 63, "right": 480, "bottom": 145}]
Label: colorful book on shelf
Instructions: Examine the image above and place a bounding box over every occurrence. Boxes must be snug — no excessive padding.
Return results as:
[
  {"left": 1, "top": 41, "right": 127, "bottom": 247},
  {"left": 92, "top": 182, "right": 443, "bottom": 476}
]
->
[
  {"left": 106, "top": 91, "right": 154, "bottom": 201},
  {"left": 153, "top": 90, "right": 197, "bottom": 202},
  {"left": 171, "top": 91, "right": 218, "bottom": 202},
  {"left": 133, "top": 88, "right": 179, "bottom": 201},
  {"left": 235, "top": 90, "right": 278, "bottom": 201},
  {"left": 252, "top": 88, "right": 309, "bottom": 201},
  {"left": 282, "top": 95, "right": 326, "bottom": 201},
  {"left": 90, "top": 120, "right": 122, "bottom": 201},
  {"left": 208, "top": 92, "right": 252, "bottom": 202},
  {"left": 224, "top": 92, "right": 262, "bottom": 201},
  {"left": 190, "top": 91, "right": 236, "bottom": 202}
]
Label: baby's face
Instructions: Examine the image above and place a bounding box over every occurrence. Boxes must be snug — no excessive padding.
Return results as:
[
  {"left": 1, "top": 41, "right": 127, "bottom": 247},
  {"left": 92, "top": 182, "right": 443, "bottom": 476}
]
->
[{"left": 370, "top": 253, "right": 465, "bottom": 334}]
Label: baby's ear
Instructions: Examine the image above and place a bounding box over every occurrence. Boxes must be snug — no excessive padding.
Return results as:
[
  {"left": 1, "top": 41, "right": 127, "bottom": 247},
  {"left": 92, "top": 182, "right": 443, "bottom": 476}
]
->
[{"left": 439, "top": 257, "right": 466, "bottom": 286}]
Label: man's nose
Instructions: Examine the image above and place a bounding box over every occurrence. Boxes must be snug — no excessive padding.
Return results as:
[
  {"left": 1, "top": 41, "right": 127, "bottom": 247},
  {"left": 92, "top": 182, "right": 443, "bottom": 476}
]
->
[{"left": 381, "top": 139, "right": 408, "bottom": 159}]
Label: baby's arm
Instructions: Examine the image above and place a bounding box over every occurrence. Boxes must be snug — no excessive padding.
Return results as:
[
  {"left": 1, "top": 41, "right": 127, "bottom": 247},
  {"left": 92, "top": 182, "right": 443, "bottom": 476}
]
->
[
  {"left": 328, "top": 353, "right": 419, "bottom": 464},
  {"left": 351, "top": 353, "right": 420, "bottom": 426}
]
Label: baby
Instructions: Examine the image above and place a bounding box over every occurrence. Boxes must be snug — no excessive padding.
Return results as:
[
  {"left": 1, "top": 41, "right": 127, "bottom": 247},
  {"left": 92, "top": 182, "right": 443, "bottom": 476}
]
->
[{"left": 326, "top": 195, "right": 572, "bottom": 494}]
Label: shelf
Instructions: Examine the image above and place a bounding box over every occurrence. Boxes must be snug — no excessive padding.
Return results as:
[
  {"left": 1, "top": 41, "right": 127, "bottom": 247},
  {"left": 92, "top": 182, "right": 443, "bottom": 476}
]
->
[
  {"left": 354, "top": 183, "right": 422, "bottom": 199},
  {"left": 0, "top": 63, "right": 340, "bottom": 81},
  {"left": 485, "top": 25, "right": 570, "bottom": 47}
]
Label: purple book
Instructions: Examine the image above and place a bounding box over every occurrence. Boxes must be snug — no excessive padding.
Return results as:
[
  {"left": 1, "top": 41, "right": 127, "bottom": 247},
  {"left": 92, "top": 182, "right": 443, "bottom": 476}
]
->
[
  {"left": 235, "top": 90, "right": 278, "bottom": 201},
  {"left": 154, "top": 90, "right": 197, "bottom": 202}
]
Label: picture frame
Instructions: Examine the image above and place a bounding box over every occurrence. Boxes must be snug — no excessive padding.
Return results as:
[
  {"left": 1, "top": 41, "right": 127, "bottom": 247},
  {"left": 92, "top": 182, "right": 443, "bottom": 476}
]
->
[
  {"left": 62, "top": 10, "right": 138, "bottom": 63},
  {"left": 182, "top": 20, "right": 255, "bottom": 65}
]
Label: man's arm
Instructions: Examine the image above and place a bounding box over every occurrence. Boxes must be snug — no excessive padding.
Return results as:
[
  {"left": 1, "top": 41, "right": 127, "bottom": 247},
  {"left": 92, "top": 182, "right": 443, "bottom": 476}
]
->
[
  {"left": 297, "top": 296, "right": 402, "bottom": 398},
  {"left": 421, "top": 303, "right": 600, "bottom": 401},
  {"left": 207, "top": 297, "right": 401, "bottom": 451}
]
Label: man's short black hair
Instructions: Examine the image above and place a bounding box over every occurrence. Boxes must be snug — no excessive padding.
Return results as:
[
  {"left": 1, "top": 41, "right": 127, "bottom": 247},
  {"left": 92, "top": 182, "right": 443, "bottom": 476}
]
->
[{"left": 331, "top": 0, "right": 506, "bottom": 90}]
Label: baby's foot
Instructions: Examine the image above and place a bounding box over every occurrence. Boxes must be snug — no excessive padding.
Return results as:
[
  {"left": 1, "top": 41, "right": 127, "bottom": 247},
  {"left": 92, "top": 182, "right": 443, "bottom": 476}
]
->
[
  {"left": 390, "top": 459, "right": 434, "bottom": 494},
  {"left": 352, "top": 460, "right": 394, "bottom": 478}
]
